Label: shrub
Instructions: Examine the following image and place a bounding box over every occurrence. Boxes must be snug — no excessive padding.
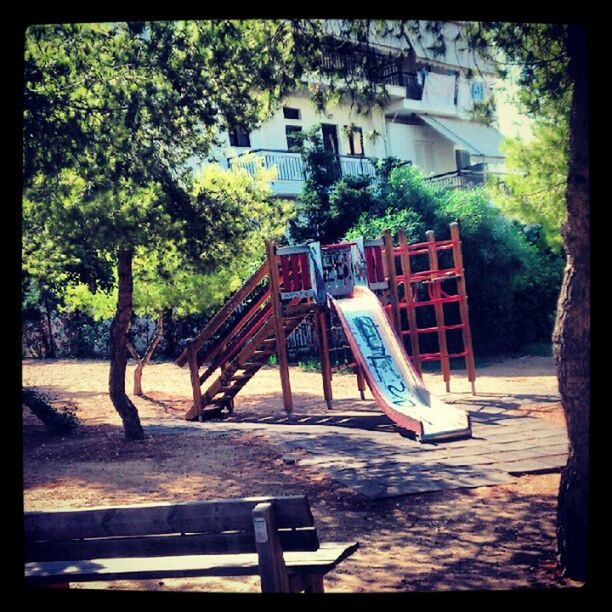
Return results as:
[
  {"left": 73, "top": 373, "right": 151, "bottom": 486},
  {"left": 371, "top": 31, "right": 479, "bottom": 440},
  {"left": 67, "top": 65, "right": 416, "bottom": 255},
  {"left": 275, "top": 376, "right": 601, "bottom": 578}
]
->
[
  {"left": 346, "top": 207, "right": 426, "bottom": 243},
  {"left": 22, "top": 388, "right": 80, "bottom": 435},
  {"left": 343, "top": 164, "right": 564, "bottom": 356}
]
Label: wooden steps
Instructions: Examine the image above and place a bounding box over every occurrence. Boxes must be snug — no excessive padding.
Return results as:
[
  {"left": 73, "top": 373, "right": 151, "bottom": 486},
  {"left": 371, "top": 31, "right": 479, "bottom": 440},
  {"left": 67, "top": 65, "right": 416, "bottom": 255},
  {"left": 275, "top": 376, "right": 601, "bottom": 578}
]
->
[
  {"left": 187, "top": 309, "right": 308, "bottom": 421},
  {"left": 181, "top": 250, "right": 318, "bottom": 422}
]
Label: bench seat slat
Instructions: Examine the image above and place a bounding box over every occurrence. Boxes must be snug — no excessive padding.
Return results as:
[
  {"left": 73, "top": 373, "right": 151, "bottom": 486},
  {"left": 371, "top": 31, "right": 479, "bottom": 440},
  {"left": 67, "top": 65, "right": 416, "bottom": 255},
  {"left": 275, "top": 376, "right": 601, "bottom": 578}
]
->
[
  {"left": 25, "top": 496, "right": 314, "bottom": 541},
  {"left": 25, "top": 542, "right": 359, "bottom": 584},
  {"left": 26, "top": 528, "right": 320, "bottom": 561}
]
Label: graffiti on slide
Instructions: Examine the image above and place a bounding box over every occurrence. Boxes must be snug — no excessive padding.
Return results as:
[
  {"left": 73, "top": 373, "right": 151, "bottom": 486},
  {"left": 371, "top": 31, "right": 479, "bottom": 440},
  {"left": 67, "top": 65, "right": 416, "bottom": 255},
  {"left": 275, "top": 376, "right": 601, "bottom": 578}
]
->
[{"left": 352, "top": 315, "right": 416, "bottom": 408}]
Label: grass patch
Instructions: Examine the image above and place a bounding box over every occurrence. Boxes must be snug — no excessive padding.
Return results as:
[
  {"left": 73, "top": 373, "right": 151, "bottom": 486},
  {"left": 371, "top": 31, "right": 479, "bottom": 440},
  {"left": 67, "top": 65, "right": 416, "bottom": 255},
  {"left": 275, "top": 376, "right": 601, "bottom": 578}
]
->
[{"left": 298, "top": 358, "right": 321, "bottom": 373}]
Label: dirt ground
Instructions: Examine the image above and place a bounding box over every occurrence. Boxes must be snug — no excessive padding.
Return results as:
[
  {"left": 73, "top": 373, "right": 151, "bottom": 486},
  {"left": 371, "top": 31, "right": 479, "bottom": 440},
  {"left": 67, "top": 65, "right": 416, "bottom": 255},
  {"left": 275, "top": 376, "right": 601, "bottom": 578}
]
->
[{"left": 22, "top": 355, "right": 582, "bottom": 593}]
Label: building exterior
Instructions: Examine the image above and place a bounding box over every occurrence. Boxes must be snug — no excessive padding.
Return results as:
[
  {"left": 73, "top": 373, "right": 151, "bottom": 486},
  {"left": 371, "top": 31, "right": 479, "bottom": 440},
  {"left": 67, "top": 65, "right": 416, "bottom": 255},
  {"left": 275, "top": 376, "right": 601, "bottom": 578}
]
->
[{"left": 208, "top": 21, "right": 506, "bottom": 197}]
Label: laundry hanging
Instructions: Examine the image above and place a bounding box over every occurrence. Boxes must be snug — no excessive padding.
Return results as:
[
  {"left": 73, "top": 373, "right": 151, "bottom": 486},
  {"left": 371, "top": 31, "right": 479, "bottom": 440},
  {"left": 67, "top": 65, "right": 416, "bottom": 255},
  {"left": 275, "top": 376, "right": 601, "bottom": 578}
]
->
[
  {"left": 457, "top": 78, "right": 474, "bottom": 113},
  {"left": 421, "top": 72, "right": 457, "bottom": 115}
]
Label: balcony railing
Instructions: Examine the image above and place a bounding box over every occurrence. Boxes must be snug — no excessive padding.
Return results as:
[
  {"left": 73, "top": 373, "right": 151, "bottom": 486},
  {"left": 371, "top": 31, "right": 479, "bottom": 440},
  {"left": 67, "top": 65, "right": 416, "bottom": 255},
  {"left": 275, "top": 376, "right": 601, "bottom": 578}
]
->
[
  {"left": 228, "top": 149, "right": 378, "bottom": 182},
  {"left": 229, "top": 149, "right": 494, "bottom": 193},
  {"left": 320, "top": 45, "right": 398, "bottom": 82},
  {"left": 319, "top": 44, "right": 426, "bottom": 102},
  {"left": 381, "top": 70, "right": 423, "bottom": 100},
  {"left": 423, "top": 167, "right": 488, "bottom": 190}
]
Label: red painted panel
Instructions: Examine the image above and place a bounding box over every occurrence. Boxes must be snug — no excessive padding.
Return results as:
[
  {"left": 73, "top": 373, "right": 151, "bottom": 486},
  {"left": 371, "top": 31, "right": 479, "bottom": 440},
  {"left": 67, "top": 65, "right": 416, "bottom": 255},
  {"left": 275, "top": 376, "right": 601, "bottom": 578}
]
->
[
  {"left": 280, "top": 255, "right": 292, "bottom": 291},
  {"left": 373, "top": 247, "right": 385, "bottom": 282},
  {"left": 365, "top": 246, "right": 376, "bottom": 283},
  {"left": 298, "top": 252, "right": 311, "bottom": 289}
]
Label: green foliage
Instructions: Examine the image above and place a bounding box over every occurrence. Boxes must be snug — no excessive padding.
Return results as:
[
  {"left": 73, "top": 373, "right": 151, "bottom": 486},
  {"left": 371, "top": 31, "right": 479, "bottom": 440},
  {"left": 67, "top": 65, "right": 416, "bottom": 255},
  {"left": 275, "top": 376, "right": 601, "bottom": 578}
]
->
[
  {"left": 298, "top": 358, "right": 321, "bottom": 372},
  {"left": 487, "top": 116, "right": 568, "bottom": 252},
  {"left": 288, "top": 128, "right": 343, "bottom": 244},
  {"left": 59, "top": 161, "right": 294, "bottom": 321},
  {"left": 23, "top": 21, "right": 324, "bottom": 312},
  {"left": 290, "top": 130, "right": 415, "bottom": 245},
  {"left": 346, "top": 208, "right": 425, "bottom": 243},
  {"left": 23, "top": 388, "right": 80, "bottom": 435},
  {"left": 343, "top": 164, "right": 564, "bottom": 355}
]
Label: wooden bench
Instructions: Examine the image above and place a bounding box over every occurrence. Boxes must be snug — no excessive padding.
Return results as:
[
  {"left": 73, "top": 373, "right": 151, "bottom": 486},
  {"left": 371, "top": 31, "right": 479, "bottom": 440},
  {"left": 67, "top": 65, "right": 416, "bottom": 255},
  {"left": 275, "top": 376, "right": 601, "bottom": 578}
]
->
[{"left": 24, "top": 495, "right": 359, "bottom": 593}]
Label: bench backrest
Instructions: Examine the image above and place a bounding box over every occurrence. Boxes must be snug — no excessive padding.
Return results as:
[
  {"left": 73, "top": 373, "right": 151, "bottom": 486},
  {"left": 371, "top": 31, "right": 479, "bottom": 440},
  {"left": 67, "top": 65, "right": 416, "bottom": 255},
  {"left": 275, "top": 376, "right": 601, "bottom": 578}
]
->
[{"left": 25, "top": 495, "right": 319, "bottom": 562}]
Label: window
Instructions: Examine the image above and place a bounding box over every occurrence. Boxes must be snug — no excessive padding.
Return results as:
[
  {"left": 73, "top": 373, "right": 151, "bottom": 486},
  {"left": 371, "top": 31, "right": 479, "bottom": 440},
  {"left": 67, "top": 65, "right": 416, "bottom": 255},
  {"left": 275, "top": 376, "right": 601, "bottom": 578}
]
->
[
  {"left": 285, "top": 126, "right": 303, "bottom": 151},
  {"left": 321, "top": 124, "right": 339, "bottom": 155},
  {"left": 283, "top": 107, "right": 301, "bottom": 120},
  {"left": 228, "top": 125, "right": 251, "bottom": 147},
  {"left": 346, "top": 126, "right": 364, "bottom": 156}
]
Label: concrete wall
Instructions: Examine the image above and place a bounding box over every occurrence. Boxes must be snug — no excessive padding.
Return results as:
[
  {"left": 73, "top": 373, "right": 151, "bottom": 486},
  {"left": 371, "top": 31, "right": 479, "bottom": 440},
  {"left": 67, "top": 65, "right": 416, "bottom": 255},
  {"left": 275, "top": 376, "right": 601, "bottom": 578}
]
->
[
  {"left": 244, "top": 94, "right": 389, "bottom": 159},
  {"left": 209, "top": 93, "right": 458, "bottom": 176},
  {"left": 385, "top": 121, "right": 456, "bottom": 175}
]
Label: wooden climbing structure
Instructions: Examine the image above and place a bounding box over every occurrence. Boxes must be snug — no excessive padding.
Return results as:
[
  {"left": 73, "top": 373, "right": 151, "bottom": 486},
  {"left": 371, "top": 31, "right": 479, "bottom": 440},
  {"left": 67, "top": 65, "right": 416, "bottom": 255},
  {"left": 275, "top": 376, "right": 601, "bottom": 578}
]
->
[{"left": 175, "top": 222, "right": 476, "bottom": 422}]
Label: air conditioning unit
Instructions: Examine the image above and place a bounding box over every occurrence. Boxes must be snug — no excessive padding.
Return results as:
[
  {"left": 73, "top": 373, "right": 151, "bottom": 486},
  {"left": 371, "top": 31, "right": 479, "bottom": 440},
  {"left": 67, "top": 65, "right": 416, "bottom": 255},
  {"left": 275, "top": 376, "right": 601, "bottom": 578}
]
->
[{"left": 455, "top": 149, "right": 471, "bottom": 170}]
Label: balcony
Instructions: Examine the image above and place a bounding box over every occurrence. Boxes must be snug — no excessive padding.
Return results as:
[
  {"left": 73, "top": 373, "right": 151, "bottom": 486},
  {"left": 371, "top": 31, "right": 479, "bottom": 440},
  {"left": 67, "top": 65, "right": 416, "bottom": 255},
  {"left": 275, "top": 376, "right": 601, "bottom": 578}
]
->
[
  {"left": 318, "top": 44, "right": 424, "bottom": 102},
  {"left": 381, "top": 70, "right": 423, "bottom": 100},
  {"left": 423, "top": 166, "right": 488, "bottom": 190},
  {"left": 228, "top": 149, "right": 378, "bottom": 196}
]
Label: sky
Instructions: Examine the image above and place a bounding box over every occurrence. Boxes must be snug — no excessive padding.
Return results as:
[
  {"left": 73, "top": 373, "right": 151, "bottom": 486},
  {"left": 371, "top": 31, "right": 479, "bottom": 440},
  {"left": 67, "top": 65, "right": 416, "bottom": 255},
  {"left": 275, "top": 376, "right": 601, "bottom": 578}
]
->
[{"left": 494, "top": 78, "right": 534, "bottom": 142}]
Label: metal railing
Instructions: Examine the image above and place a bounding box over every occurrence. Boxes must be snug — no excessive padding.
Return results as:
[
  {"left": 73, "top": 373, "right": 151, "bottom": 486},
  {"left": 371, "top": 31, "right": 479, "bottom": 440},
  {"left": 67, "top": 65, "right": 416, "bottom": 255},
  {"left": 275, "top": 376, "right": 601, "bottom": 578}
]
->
[
  {"left": 319, "top": 47, "right": 424, "bottom": 100},
  {"left": 229, "top": 150, "right": 496, "bottom": 193},
  {"left": 381, "top": 70, "right": 423, "bottom": 100},
  {"left": 423, "top": 168, "right": 488, "bottom": 190},
  {"left": 320, "top": 46, "right": 397, "bottom": 82},
  {"left": 229, "top": 149, "right": 377, "bottom": 182}
]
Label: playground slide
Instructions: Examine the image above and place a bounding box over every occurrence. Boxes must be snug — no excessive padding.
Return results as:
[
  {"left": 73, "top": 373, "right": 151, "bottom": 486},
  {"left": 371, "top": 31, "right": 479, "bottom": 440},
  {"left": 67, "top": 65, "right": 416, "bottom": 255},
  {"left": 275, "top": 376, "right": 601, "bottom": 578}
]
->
[{"left": 330, "top": 285, "right": 471, "bottom": 443}]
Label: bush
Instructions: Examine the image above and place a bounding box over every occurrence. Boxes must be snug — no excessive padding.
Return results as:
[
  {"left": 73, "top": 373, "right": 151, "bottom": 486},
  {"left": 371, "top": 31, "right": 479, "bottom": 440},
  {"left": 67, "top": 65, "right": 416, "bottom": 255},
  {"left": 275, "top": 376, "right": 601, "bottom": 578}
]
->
[
  {"left": 343, "top": 164, "right": 564, "bottom": 356},
  {"left": 23, "top": 387, "right": 80, "bottom": 435},
  {"left": 346, "top": 207, "right": 426, "bottom": 244}
]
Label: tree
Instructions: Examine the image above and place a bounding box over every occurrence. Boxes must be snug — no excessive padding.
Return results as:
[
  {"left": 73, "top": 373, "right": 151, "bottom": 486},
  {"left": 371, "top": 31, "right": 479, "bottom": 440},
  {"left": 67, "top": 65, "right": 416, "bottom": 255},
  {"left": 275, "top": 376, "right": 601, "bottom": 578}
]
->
[
  {"left": 466, "top": 21, "right": 589, "bottom": 582},
  {"left": 24, "top": 18, "right": 428, "bottom": 440},
  {"left": 58, "top": 161, "right": 293, "bottom": 396},
  {"left": 488, "top": 114, "right": 569, "bottom": 252},
  {"left": 553, "top": 25, "right": 589, "bottom": 583},
  {"left": 23, "top": 20, "right": 342, "bottom": 439}
]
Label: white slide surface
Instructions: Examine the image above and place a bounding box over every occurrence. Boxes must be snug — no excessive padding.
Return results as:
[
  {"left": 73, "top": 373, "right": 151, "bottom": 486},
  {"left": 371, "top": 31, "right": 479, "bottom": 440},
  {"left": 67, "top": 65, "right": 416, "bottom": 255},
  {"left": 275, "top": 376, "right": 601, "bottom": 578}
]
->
[{"left": 331, "top": 286, "right": 471, "bottom": 443}]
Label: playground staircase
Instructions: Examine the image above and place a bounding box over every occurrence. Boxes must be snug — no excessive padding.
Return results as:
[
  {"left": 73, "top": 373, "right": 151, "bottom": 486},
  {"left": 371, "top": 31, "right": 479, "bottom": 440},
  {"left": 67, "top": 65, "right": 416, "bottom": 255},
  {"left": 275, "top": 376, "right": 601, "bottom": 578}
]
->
[{"left": 175, "top": 261, "right": 312, "bottom": 421}]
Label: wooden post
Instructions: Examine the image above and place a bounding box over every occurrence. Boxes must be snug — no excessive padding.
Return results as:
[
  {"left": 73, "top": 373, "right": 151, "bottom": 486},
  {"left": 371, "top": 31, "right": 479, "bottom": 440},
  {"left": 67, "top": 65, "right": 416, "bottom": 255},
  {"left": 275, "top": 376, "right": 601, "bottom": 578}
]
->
[
  {"left": 303, "top": 574, "right": 325, "bottom": 593},
  {"left": 266, "top": 240, "right": 293, "bottom": 415},
  {"left": 316, "top": 308, "right": 333, "bottom": 409},
  {"left": 219, "top": 340, "right": 228, "bottom": 382},
  {"left": 355, "top": 365, "right": 366, "bottom": 400},
  {"left": 426, "top": 230, "right": 452, "bottom": 393},
  {"left": 398, "top": 229, "right": 423, "bottom": 377},
  {"left": 382, "top": 230, "right": 402, "bottom": 335},
  {"left": 252, "top": 502, "right": 290, "bottom": 593},
  {"left": 450, "top": 222, "right": 477, "bottom": 394},
  {"left": 185, "top": 342, "right": 203, "bottom": 421}
]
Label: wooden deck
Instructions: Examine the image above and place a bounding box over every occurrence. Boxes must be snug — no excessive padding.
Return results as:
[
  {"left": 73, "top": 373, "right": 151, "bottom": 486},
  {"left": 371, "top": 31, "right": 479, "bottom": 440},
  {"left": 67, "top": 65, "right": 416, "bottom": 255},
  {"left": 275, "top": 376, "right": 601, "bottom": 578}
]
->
[{"left": 145, "top": 401, "right": 568, "bottom": 499}]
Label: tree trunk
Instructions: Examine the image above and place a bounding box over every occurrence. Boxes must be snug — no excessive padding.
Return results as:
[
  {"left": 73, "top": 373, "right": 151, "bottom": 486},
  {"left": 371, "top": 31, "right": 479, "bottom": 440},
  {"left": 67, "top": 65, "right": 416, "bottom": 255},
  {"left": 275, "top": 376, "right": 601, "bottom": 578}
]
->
[
  {"left": 36, "top": 317, "right": 50, "bottom": 358},
  {"left": 130, "top": 311, "right": 164, "bottom": 396},
  {"left": 163, "top": 308, "right": 177, "bottom": 358},
  {"left": 43, "top": 296, "right": 57, "bottom": 358},
  {"left": 553, "top": 25, "right": 589, "bottom": 582},
  {"left": 109, "top": 248, "right": 145, "bottom": 440}
]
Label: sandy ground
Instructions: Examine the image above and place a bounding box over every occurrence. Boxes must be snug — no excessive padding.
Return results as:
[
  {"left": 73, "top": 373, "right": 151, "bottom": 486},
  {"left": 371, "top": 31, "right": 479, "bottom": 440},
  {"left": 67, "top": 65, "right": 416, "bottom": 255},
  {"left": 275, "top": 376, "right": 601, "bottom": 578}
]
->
[{"left": 22, "top": 355, "right": 581, "bottom": 593}]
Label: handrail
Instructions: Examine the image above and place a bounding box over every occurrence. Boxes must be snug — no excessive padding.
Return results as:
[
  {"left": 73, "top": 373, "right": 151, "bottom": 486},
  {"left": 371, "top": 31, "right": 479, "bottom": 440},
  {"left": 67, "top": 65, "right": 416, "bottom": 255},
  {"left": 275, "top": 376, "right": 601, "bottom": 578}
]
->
[
  {"left": 175, "top": 261, "right": 269, "bottom": 367},
  {"left": 198, "top": 303, "right": 274, "bottom": 386},
  {"left": 228, "top": 149, "right": 378, "bottom": 164},
  {"left": 197, "top": 299, "right": 273, "bottom": 387}
]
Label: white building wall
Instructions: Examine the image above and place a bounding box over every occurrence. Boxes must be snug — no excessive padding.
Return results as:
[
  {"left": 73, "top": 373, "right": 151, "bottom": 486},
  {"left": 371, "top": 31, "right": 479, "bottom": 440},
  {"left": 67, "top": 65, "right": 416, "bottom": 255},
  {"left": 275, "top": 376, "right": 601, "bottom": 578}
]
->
[
  {"left": 246, "top": 94, "right": 388, "bottom": 159},
  {"left": 196, "top": 25, "right": 502, "bottom": 192},
  {"left": 385, "top": 122, "right": 456, "bottom": 175}
]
